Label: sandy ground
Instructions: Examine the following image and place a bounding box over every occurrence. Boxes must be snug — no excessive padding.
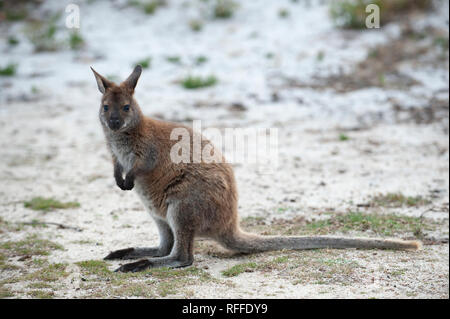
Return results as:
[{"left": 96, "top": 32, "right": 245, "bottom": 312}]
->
[{"left": 0, "top": 0, "right": 448, "bottom": 298}]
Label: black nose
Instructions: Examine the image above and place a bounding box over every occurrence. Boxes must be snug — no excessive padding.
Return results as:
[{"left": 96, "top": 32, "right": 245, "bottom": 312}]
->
[{"left": 109, "top": 117, "right": 121, "bottom": 130}]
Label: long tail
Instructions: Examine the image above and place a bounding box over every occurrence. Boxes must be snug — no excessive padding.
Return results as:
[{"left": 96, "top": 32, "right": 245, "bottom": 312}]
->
[{"left": 218, "top": 230, "right": 422, "bottom": 253}]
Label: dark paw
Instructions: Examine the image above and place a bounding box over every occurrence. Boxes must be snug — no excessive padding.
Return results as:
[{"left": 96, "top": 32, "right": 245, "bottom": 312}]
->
[
  {"left": 115, "top": 259, "right": 152, "bottom": 273},
  {"left": 104, "top": 247, "right": 135, "bottom": 260},
  {"left": 115, "top": 176, "right": 126, "bottom": 190},
  {"left": 122, "top": 176, "right": 134, "bottom": 191}
]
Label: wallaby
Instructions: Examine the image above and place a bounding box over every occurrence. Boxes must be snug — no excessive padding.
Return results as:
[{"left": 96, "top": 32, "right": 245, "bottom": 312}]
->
[{"left": 91, "top": 65, "right": 421, "bottom": 273}]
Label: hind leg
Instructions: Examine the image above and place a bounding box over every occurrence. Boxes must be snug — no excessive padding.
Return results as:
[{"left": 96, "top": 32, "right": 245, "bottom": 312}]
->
[
  {"left": 115, "top": 202, "right": 195, "bottom": 272},
  {"left": 104, "top": 218, "right": 174, "bottom": 260}
]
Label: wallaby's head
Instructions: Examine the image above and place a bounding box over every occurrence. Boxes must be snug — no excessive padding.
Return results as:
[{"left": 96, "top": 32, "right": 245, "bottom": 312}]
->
[{"left": 91, "top": 65, "right": 143, "bottom": 132}]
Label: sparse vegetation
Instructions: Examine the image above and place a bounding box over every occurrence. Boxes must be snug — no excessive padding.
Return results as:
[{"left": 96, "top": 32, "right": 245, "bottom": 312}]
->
[
  {"left": 370, "top": 193, "right": 431, "bottom": 208},
  {"left": 31, "top": 86, "right": 40, "bottom": 95},
  {"left": 330, "top": 0, "right": 433, "bottom": 29},
  {"left": 24, "top": 197, "right": 80, "bottom": 211},
  {"left": 213, "top": 0, "right": 237, "bottom": 19},
  {"left": 27, "top": 282, "right": 53, "bottom": 289},
  {"left": 305, "top": 212, "right": 432, "bottom": 237},
  {"left": 339, "top": 133, "right": 349, "bottom": 141},
  {"left": 136, "top": 57, "right": 152, "bottom": 69},
  {"left": 317, "top": 51, "right": 325, "bottom": 62},
  {"left": 28, "top": 290, "right": 55, "bottom": 299},
  {"left": 76, "top": 259, "right": 214, "bottom": 298},
  {"left": 23, "top": 263, "right": 69, "bottom": 282},
  {"left": 242, "top": 212, "right": 435, "bottom": 238},
  {"left": 112, "top": 283, "right": 155, "bottom": 298},
  {"left": 0, "top": 63, "right": 17, "bottom": 76},
  {"left": 76, "top": 260, "right": 111, "bottom": 277},
  {"left": 129, "top": 0, "right": 166, "bottom": 15},
  {"left": 4, "top": 8, "right": 28, "bottom": 21},
  {"left": 69, "top": 31, "right": 85, "bottom": 50},
  {"left": 195, "top": 56, "right": 208, "bottom": 65},
  {"left": 279, "top": 8, "right": 290, "bottom": 18},
  {"left": 181, "top": 75, "right": 217, "bottom": 89},
  {"left": 222, "top": 262, "right": 258, "bottom": 277},
  {"left": 25, "top": 13, "right": 61, "bottom": 52},
  {"left": 166, "top": 56, "right": 181, "bottom": 64},
  {"left": 0, "top": 286, "right": 14, "bottom": 298},
  {"left": 378, "top": 72, "right": 386, "bottom": 86},
  {"left": 221, "top": 252, "right": 361, "bottom": 285},
  {"left": 189, "top": 19, "right": 203, "bottom": 32},
  {"left": 434, "top": 36, "right": 449, "bottom": 52},
  {"left": 0, "top": 234, "right": 63, "bottom": 257},
  {"left": 135, "top": 57, "right": 152, "bottom": 69},
  {"left": 71, "top": 240, "right": 97, "bottom": 245},
  {"left": 8, "top": 36, "right": 19, "bottom": 46}
]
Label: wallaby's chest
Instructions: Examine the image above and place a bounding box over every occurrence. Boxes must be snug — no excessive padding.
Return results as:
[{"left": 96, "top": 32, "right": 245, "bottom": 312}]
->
[{"left": 109, "top": 138, "right": 136, "bottom": 174}]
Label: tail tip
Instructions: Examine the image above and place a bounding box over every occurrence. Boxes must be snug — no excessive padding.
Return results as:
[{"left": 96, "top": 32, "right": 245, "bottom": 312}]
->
[{"left": 407, "top": 240, "right": 422, "bottom": 250}]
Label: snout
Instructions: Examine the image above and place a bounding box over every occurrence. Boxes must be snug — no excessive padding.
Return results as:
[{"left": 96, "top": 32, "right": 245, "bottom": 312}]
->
[{"left": 108, "top": 117, "right": 122, "bottom": 131}]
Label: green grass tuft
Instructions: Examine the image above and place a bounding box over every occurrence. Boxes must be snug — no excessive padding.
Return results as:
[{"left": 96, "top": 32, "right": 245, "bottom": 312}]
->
[
  {"left": 166, "top": 56, "right": 181, "bottom": 64},
  {"left": 8, "top": 36, "right": 19, "bottom": 46},
  {"left": 279, "top": 8, "right": 290, "bottom": 18},
  {"left": 214, "top": 0, "right": 237, "bottom": 19},
  {"left": 24, "top": 197, "right": 80, "bottom": 211},
  {"left": 182, "top": 75, "right": 218, "bottom": 89},
  {"left": 69, "top": 32, "right": 85, "bottom": 50},
  {"left": 195, "top": 56, "right": 208, "bottom": 66},
  {"left": 0, "top": 63, "right": 17, "bottom": 76},
  {"left": 76, "top": 260, "right": 111, "bottom": 277},
  {"left": 189, "top": 19, "right": 203, "bottom": 32},
  {"left": 222, "top": 262, "right": 258, "bottom": 277},
  {"left": 135, "top": 57, "right": 151, "bottom": 69},
  {"left": 129, "top": 0, "right": 166, "bottom": 15},
  {"left": 317, "top": 51, "right": 325, "bottom": 62}
]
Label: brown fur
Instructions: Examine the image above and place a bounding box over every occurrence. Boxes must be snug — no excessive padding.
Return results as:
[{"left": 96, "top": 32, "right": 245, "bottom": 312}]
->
[{"left": 91, "top": 66, "right": 421, "bottom": 272}]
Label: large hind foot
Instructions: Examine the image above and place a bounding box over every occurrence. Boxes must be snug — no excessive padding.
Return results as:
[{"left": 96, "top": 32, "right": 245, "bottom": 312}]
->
[
  {"left": 115, "top": 257, "right": 193, "bottom": 272},
  {"left": 104, "top": 247, "right": 163, "bottom": 260}
]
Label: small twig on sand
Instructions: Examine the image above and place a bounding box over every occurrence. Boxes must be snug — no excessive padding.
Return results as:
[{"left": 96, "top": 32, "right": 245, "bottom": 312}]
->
[{"left": 21, "top": 221, "right": 83, "bottom": 232}]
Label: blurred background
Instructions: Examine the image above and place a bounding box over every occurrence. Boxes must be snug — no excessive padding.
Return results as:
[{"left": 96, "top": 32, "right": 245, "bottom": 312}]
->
[{"left": 0, "top": 0, "right": 448, "bottom": 299}]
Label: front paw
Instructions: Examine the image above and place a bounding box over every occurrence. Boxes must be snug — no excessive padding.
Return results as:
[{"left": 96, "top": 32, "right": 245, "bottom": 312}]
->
[
  {"left": 115, "top": 259, "right": 152, "bottom": 273},
  {"left": 115, "top": 177, "right": 126, "bottom": 190},
  {"left": 122, "top": 175, "right": 135, "bottom": 191}
]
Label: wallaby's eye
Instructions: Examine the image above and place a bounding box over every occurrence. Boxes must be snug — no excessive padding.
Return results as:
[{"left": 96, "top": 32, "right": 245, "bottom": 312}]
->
[
  {"left": 103, "top": 105, "right": 109, "bottom": 112},
  {"left": 123, "top": 105, "right": 130, "bottom": 112}
]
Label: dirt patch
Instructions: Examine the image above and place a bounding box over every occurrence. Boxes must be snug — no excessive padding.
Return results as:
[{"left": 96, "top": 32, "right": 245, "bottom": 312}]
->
[
  {"left": 278, "top": 24, "right": 448, "bottom": 94},
  {"left": 392, "top": 97, "right": 449, "bottom": 132}
]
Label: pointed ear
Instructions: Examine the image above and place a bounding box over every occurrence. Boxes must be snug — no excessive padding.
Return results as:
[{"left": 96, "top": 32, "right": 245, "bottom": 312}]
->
[
  {"left": 123, "top": 65, "right": 142, "bottom": 92},
  {"left": 90, "top": 67, "right": 113, "bottom": 94}
]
